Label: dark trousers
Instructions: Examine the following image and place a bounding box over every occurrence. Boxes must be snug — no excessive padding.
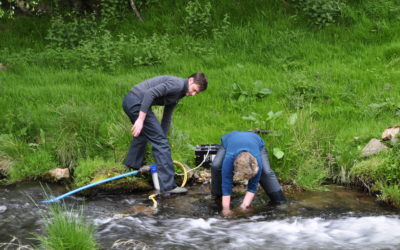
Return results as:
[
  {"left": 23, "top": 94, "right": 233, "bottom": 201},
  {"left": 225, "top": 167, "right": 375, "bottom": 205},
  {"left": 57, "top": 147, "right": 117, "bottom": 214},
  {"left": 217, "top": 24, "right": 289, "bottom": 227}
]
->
[
  {"left": 122, "top": 92, "right": 176, "bottom": 192},
  {"left": 211, "top": 147, "right": 286, "bottom": 203}
]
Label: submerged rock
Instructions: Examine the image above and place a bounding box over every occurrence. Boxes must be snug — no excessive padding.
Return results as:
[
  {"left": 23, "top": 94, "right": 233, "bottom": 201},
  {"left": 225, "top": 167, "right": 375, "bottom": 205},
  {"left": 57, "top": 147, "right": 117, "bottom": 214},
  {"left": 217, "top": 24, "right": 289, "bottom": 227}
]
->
[{"left": 361, "top": 138, "right": 387, "bottom": 157}]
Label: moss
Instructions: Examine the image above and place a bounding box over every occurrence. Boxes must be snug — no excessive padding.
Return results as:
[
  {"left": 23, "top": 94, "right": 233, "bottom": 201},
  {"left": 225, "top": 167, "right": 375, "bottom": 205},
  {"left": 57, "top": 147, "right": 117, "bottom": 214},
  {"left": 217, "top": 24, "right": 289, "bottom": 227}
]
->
[
  {"left": 73, "top": 158, "right": 153, "bottom": 194},
  {"left": 350, "top": 153, "right": 388, "bottom": 181}
]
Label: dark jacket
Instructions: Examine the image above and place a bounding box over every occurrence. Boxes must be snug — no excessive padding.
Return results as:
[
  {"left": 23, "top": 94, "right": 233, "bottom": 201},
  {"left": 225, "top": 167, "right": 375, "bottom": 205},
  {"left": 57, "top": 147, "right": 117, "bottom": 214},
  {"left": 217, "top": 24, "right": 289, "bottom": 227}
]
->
[{"left": 130, "top": 76, "right": 188, "bottom": 135}]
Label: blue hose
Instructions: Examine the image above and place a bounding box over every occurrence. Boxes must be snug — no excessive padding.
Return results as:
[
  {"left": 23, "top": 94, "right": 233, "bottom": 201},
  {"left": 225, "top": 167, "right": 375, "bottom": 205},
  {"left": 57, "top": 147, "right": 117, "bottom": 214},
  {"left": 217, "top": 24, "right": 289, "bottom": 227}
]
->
[{"left": 41, "top": 170, "right": 139, "bottom": 203}]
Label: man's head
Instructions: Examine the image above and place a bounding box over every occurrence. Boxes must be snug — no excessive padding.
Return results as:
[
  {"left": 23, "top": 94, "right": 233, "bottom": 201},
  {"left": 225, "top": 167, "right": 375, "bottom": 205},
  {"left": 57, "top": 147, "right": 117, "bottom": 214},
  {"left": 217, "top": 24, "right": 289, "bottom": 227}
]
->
[
  {"left": 233, "top": 152, "right": 259, "bottom": 181},
  {"left": 186, "top": 72, "right": 208, "bottom": 96}
]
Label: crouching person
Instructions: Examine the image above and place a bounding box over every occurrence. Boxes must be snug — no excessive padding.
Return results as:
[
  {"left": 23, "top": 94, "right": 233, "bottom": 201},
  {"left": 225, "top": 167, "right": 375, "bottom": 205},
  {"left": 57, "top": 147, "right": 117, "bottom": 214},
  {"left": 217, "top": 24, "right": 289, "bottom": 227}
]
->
[{"left": 211, "top": 131, "right": 286, "bottom": 216}]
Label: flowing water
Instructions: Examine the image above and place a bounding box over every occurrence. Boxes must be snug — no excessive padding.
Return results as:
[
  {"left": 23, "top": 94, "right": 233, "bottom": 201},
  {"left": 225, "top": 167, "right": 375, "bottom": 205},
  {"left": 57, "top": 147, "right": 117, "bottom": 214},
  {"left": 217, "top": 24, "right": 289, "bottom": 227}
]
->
[{"left": 1, "top": 182, "right": 399, "bottom": 249}]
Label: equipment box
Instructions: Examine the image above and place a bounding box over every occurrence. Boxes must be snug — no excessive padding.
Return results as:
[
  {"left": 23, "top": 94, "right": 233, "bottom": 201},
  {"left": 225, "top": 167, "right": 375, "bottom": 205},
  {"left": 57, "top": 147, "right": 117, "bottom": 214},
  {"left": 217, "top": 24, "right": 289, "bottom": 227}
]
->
[{"left": 194, "top": 144, "right": 221, "bottom": 168}]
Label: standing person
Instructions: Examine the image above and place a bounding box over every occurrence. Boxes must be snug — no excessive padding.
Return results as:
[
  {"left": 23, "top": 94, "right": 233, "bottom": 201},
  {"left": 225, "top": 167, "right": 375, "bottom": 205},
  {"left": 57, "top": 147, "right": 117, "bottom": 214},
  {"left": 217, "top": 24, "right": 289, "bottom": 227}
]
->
[
  {"left": 211, "top": 131, "right": 286, "bottom": 216},
  {"left": 123, "top": 73, "right": 208, "bottom": 194}
]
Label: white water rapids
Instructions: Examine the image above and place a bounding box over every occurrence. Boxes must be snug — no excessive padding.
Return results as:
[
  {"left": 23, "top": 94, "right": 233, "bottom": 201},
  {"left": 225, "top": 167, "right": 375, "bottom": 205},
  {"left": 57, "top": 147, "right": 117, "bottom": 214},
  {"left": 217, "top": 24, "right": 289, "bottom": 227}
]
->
[{"left": 94, "top": 214, "right": 400, "bottom": 249}]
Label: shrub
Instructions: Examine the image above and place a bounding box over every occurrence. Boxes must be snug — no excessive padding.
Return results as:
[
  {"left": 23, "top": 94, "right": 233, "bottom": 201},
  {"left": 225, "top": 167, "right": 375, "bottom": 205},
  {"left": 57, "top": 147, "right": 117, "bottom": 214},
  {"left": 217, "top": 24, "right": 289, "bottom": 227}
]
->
[
  {"left": 75, "top": 30, "right": 122, "bottom": 71},
  {"left": 288, "top": 0, "right": 345, "bottom": 28},
  {"left": 184, "top": 0, "right": 212, "bottom": 38},
  {"left": 46, "top": 13, "right": 99, "bottom": 49},
  {"left": 303, "top": 0, "right": 344, "bottom": 28},
  {"left": 363, "top": 0, "right": 397, "bottom": 20}
]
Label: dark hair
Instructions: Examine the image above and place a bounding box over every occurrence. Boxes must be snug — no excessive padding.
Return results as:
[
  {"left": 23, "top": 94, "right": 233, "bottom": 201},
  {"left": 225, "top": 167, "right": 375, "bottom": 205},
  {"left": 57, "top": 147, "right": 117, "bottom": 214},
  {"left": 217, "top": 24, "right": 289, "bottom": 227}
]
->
[{"left": 188, "top": 72, "right": 208, "bottom": 91}]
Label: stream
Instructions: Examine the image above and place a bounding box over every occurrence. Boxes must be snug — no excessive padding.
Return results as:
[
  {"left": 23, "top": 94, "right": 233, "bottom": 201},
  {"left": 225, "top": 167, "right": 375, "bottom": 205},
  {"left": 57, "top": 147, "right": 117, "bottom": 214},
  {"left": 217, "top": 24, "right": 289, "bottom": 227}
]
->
[{"left": 0, "top": 183, "right": 399, "bottom": 249}]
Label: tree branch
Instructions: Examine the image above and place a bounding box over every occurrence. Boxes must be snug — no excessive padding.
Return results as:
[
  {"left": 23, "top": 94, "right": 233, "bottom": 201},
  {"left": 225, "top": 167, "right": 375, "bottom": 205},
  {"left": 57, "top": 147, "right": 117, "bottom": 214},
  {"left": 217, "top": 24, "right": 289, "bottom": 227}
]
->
[{"left": 129, "top": 0, "right": 143, "bottom": 21}]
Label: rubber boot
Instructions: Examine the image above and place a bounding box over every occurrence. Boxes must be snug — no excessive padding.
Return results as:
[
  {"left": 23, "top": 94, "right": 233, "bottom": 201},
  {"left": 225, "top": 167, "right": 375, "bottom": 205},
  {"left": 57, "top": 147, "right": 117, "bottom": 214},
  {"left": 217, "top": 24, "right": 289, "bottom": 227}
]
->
[{"left": 267, "top": 190, "right": 287, "bottom": 205}]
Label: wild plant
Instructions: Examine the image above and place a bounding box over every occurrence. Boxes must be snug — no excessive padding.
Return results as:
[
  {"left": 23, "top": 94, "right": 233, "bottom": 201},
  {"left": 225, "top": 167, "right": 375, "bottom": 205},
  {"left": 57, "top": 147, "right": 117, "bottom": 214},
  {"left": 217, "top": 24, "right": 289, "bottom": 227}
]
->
[
  {"left": 183, "top": 0, "right": 212, "bottom": 38},
  {"left": 230, "top": 81, "right": 272, "bottom": 110},
  {"left": 36, "top": 203, "right": 98, "bottom": 250},
  {"left": 287, "top": 0, "right": 344, "bottom": 28},
  {"left": 46, "top": 12, "right": 99, "bottom": 49}
]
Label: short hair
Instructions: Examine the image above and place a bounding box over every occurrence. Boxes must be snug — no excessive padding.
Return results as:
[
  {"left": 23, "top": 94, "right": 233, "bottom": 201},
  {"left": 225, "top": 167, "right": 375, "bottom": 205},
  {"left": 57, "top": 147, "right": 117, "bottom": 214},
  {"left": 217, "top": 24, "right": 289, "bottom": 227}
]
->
[
  {"left": 233, "top": 152, "right": 259, "bottom": 180},
  {"left": 188, "top": 72, "right": 208, "bottom": 91}
]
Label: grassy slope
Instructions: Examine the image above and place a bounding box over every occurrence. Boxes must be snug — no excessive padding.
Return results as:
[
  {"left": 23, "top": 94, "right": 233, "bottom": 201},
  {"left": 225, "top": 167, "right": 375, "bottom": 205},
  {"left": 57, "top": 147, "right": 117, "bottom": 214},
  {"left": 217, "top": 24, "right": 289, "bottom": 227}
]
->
[{"left": 0, "top": 0, "right": 399, "bottom": 202}]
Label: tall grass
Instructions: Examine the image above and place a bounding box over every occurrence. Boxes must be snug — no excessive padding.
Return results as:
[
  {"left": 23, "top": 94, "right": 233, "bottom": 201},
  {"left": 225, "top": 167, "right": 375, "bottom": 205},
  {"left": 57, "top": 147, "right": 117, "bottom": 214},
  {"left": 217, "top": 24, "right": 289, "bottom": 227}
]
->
[
  {"left": 0, "top": 0, "right": 399, "bottom": 201},
  {"left": 36, "top": 203, "right": 98, "bottom": 250}
]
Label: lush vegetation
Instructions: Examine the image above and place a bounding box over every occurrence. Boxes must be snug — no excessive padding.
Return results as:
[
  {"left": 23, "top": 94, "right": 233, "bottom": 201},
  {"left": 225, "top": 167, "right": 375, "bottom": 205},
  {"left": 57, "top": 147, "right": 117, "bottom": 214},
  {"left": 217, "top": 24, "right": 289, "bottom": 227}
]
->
[{"left": 0, "top": 0, "right": 399, "bottom": 206}]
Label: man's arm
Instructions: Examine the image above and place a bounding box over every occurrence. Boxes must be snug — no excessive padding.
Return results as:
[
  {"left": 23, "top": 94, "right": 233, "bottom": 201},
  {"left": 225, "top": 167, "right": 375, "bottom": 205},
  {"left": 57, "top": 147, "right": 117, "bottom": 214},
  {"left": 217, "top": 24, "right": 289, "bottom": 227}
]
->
[
  {"left": 240, "top": 192, "right": 256, "bottom": 210},
  {"left": 221, "top": 154, "right": 234, "bottom": 213},
  {"left": 132, "top": 111, "right": 146, "bottom": 137}
]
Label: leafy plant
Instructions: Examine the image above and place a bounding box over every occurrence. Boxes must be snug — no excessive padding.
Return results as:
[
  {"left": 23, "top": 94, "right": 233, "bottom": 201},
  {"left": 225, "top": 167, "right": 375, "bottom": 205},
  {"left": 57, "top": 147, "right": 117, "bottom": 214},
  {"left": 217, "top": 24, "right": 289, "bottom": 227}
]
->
[
  {"left": 273, "top": 148, "right": 285, "bottom": 159},
  {"left": 99, "top": 0, "right": 129, "bottom": 25},
  {"left": 46, "top": 13, "right": 99, "bottom": 49},
  {"left": 242, "top": 110, "right": 283, "bottom": 130},
  {"left": 287, "top": 0, "right": 344, "bottom": 28},
  {"left": 230, "top": 81, "right": 272, "bottom": 103},
  {"left": 184, "top": 0, "right": 212, "bottom": 38},
  {"left": 285, "top": 83, "right": 324, "bottom": 110},
  {"left": 365, "top": 98, "right": 400, "bottom": 117}
]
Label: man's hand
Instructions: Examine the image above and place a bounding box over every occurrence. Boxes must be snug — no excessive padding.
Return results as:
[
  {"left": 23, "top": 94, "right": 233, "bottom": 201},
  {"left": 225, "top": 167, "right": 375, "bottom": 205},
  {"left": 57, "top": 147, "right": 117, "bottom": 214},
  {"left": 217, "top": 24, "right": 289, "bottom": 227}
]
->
[
  {"left": 240, "top": 203, "right": 250, "bottom": 210},
  {"left": 132, "top": 119, "right": 143, "bottom": 137},
  {"left": 131, "top": 111, "right": 146, "bottom": 137}
]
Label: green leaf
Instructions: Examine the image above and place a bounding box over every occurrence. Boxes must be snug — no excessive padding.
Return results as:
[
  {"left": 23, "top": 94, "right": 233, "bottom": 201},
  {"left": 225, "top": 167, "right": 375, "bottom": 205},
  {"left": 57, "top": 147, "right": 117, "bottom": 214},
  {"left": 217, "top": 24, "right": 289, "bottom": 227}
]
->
[
  {"left": 273, "top": 148, "right": 284, "bottom": 159},
  {"left": 288, "top": 113, "right": 298, "bottom": 125},
  {"left": 238, "top": 95, "right": 247, "bottom": 102},
  {"left": 241, "top": 115, "right": 257, "bottom": 122}
]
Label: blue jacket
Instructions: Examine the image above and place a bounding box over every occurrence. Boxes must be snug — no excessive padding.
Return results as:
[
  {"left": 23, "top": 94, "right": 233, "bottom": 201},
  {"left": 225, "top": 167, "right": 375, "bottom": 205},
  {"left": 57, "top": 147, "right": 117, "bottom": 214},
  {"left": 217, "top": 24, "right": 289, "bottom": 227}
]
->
[{"left": 221, "top": 131, "right": 264, "bottom": 196}]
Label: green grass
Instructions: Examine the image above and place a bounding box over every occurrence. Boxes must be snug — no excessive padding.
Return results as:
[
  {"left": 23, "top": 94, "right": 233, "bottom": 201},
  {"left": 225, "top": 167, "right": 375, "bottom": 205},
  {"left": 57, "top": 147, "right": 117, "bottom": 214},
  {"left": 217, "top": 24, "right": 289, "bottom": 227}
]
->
[
  {"left": 0, "top": 0, "right": 399, "bottom": 204},
  {"left": 36, "top": 203, "right": 98, "bottom": 250}
]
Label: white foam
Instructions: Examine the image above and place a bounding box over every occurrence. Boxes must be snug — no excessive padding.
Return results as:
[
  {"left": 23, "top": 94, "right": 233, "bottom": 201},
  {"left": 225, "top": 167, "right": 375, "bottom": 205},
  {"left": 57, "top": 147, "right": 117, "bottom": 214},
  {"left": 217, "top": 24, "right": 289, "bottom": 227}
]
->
[{"left": 93, "top": 215, "right": 400, "bottom": 249}]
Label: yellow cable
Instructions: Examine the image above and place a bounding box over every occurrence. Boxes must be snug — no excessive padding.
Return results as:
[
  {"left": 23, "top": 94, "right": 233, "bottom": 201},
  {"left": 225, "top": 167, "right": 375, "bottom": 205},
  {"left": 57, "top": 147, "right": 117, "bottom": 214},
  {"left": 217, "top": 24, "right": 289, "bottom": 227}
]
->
[
  {"left": 173, "top": 160, "right": 188, "bottom": 187},
  {"left": 147, "top": 160, "right": 189, "bottom": 209},
  {"left": 149, "top": 194, "right": 158, "bottom": 208}
]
